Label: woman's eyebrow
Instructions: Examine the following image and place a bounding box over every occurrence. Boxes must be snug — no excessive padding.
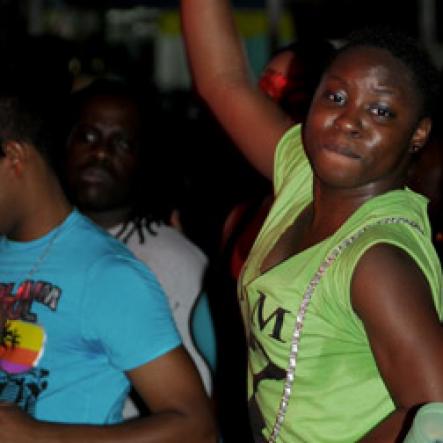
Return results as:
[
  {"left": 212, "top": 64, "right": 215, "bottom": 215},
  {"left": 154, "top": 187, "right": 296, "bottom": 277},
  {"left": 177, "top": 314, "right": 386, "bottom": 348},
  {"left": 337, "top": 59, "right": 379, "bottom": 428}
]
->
[{"left": 371, "top": 84, "right": 398, "bottom": 95}]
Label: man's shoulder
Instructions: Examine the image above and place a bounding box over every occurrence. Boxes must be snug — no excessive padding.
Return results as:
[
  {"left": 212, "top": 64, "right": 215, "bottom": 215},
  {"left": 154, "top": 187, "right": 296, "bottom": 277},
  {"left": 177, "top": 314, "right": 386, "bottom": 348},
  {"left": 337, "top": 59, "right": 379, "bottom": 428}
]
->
[
  {"left": 63, "top": 211, "right": 140, "bottom": 266},
  {"left": 125, "top": 223, "right": 208, "bottom": 268}
]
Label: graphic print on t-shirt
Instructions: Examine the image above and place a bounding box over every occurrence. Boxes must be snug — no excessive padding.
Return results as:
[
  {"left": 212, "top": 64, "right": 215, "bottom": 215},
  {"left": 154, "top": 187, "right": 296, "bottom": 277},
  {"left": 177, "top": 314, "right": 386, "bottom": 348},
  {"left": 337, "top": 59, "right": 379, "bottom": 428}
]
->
[
  {"left": 0, "top": 320, "right": 46, "bottom": 373},
  {"left": 0, "top": 279, "right": 61, "bottom": 415},
  {"left": 247, "top": 291, "right": 290, "bottom": 442}
]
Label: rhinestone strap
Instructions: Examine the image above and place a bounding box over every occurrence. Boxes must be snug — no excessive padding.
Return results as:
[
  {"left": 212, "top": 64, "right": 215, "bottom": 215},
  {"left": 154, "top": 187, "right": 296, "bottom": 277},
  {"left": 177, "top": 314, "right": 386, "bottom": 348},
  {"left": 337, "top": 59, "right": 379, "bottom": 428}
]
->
[{"left": 267, "top": 217, "right": 422, "bottom": 442}]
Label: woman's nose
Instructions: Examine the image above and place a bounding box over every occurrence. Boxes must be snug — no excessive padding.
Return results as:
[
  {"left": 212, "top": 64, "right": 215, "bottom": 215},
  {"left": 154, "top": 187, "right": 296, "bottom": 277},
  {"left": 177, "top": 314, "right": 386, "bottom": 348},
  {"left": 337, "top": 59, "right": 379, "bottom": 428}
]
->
[{"left": 333, "top": 108, "right": 362, "bottom": 137}]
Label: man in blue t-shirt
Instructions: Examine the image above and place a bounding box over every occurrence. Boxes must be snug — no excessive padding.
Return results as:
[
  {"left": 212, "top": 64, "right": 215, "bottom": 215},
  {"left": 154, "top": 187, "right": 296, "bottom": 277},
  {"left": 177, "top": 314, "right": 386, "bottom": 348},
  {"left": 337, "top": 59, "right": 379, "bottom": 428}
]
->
[{"left": 0, "top": 81, "right": 216, "bottom": 441}]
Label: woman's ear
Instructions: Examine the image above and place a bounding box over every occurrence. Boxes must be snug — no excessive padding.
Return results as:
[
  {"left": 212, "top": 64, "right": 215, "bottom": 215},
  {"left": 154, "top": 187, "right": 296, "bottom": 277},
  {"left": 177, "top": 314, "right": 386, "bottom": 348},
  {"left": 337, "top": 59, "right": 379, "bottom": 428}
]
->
[
  {"left": 1, "top": 140, "right": 29, "bottom": 176},
  {"left": 409, "top": 117, "right": 432, "bottom": 154}
]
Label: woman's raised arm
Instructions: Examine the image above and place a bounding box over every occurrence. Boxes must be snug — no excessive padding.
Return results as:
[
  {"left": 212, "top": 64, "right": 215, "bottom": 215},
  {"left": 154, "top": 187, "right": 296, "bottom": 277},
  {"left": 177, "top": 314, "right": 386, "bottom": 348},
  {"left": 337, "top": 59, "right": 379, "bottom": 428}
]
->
[{"left": 180, "top": 0, "right": 293, "bottom": 180}]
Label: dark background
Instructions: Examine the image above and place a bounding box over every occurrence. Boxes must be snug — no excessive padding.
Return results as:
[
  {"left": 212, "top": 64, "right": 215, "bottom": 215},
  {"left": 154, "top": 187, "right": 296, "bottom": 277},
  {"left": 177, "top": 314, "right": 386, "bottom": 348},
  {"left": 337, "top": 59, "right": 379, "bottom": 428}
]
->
[{"left": 3, "top": 0, "right": 442, "bottom": 257}]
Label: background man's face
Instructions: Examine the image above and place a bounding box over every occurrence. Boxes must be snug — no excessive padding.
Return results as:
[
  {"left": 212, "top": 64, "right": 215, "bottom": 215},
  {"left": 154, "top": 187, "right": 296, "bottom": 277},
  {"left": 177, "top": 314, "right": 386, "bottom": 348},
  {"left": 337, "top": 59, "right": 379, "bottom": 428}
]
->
[{"left": 65, "top": 95, "right": 141, "bottom": 212}]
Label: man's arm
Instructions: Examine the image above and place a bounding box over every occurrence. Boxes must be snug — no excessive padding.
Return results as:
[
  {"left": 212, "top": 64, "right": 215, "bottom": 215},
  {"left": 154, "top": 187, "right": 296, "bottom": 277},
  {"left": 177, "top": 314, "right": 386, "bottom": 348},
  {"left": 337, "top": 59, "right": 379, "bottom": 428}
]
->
[
  {"left": 0, "top": 347, "right": 216, "bottom": 443},
  {"left": 180, "top": 0, "right": 293, "bottom": 180},
  {"left": 351, "top": 243, "right": 443, "bottom": 442}
]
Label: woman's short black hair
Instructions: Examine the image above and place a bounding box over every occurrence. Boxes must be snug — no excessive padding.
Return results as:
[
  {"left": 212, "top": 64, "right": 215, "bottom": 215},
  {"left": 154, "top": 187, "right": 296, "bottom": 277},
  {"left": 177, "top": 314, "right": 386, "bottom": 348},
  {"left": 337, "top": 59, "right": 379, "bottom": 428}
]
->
[{"left": 335, "top": 25, "right": 440, "bottom": 118}]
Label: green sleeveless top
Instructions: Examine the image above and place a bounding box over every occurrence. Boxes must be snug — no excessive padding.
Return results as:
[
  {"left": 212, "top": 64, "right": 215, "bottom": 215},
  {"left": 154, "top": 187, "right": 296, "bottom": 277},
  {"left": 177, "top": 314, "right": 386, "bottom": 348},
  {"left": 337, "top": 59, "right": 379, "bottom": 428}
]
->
[{"left": 239, "top": 124, "right": 443, "bottom": 442}]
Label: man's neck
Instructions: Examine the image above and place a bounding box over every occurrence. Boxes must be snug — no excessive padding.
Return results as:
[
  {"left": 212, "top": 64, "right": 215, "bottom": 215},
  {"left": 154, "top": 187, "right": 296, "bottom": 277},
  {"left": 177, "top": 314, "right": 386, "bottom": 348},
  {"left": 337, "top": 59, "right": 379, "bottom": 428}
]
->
[
  {"left": 83, "top": 206, "right": 131, "bottom": 230},
  {"left": 5, "top": 144, "right": 76, "bottom": 242},
  {"left": 9, "top": 180, "right": 73, "bottom": 242}
]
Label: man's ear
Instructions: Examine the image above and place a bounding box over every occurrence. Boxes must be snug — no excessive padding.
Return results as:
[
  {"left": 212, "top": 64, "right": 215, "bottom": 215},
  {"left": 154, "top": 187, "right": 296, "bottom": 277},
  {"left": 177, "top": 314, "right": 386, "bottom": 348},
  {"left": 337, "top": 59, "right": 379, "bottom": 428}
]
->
[
  {"left": 409, "top": 117, "right": 432, "bottom": 154},
  {"left": 1, "top": 140, "right": 29, "bottom": 176}
]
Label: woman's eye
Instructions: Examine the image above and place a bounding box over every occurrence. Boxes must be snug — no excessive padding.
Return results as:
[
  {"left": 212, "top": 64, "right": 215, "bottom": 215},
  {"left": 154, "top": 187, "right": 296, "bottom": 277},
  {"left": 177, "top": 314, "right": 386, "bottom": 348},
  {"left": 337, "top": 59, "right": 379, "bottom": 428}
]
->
[
  {"left": 326, "top": 91, "right": 346, "bottom": 104},
  {"left": 369, "top": 106, "right": 395, "bottom": 119}
]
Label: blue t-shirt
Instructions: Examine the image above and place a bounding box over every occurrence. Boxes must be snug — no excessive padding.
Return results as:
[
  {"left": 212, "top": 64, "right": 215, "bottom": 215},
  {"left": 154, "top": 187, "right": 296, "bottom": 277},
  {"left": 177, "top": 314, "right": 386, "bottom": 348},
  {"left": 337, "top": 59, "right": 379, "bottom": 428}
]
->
[{"left": 0, "top": 209, "right": 181, "bottom": 424}]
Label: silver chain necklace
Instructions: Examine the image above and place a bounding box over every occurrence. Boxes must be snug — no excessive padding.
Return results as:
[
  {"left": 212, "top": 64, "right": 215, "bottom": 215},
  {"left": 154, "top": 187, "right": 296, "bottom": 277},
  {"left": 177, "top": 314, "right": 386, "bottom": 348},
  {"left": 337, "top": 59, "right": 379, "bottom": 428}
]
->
[
  {"left": 267, "top": 216, "right": 423, "bottom": 442},
  {"left": 26, "top": 228, "right": 62, "bottom": 281},
  {"left": 9, "top": 223, "right": 64, "bottom": 283}
]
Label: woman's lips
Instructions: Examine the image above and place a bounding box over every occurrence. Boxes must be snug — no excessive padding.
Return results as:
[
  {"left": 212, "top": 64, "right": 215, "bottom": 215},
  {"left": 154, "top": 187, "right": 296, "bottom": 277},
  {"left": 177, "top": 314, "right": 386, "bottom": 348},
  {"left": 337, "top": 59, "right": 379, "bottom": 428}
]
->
[{"left": 322, "top": 143, "right": 361, "bottom": 159}]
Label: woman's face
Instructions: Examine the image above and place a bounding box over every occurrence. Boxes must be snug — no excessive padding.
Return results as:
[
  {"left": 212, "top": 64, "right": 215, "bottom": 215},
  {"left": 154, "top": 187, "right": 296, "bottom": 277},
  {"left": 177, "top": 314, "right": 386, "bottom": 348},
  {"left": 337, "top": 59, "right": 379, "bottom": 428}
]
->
[{"left": 302, "top": 46, "right": 430, "bottom": 193}]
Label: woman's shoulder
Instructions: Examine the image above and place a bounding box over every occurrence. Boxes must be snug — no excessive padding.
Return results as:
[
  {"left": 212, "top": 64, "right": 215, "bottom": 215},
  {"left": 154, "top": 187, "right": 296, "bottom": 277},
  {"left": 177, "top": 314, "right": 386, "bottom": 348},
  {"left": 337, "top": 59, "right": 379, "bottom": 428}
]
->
[{"left": 274, "top": 123, "right": 312, "bottom": 195}]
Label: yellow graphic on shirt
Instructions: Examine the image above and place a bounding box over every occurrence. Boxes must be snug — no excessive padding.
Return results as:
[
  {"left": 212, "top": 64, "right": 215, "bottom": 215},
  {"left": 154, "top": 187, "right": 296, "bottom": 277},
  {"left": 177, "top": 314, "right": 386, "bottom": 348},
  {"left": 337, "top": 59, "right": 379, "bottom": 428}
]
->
[{"left": 0, "top": 320, "right": 46, "bottom": 374}]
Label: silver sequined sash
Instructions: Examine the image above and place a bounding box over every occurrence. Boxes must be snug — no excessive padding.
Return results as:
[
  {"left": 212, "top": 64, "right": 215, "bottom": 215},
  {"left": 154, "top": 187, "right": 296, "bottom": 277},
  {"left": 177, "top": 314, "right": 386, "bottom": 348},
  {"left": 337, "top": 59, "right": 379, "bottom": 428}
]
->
[{"left": 268, "top": 216, "right": 423, "bottom": 442}]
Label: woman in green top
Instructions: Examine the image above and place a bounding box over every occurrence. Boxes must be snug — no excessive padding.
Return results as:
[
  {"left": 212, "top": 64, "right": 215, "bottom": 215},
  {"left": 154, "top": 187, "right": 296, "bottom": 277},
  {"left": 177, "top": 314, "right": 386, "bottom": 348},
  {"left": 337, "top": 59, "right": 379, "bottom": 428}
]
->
[{"left": 180, "top": 1, "right": 443, "bottom": 441}]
